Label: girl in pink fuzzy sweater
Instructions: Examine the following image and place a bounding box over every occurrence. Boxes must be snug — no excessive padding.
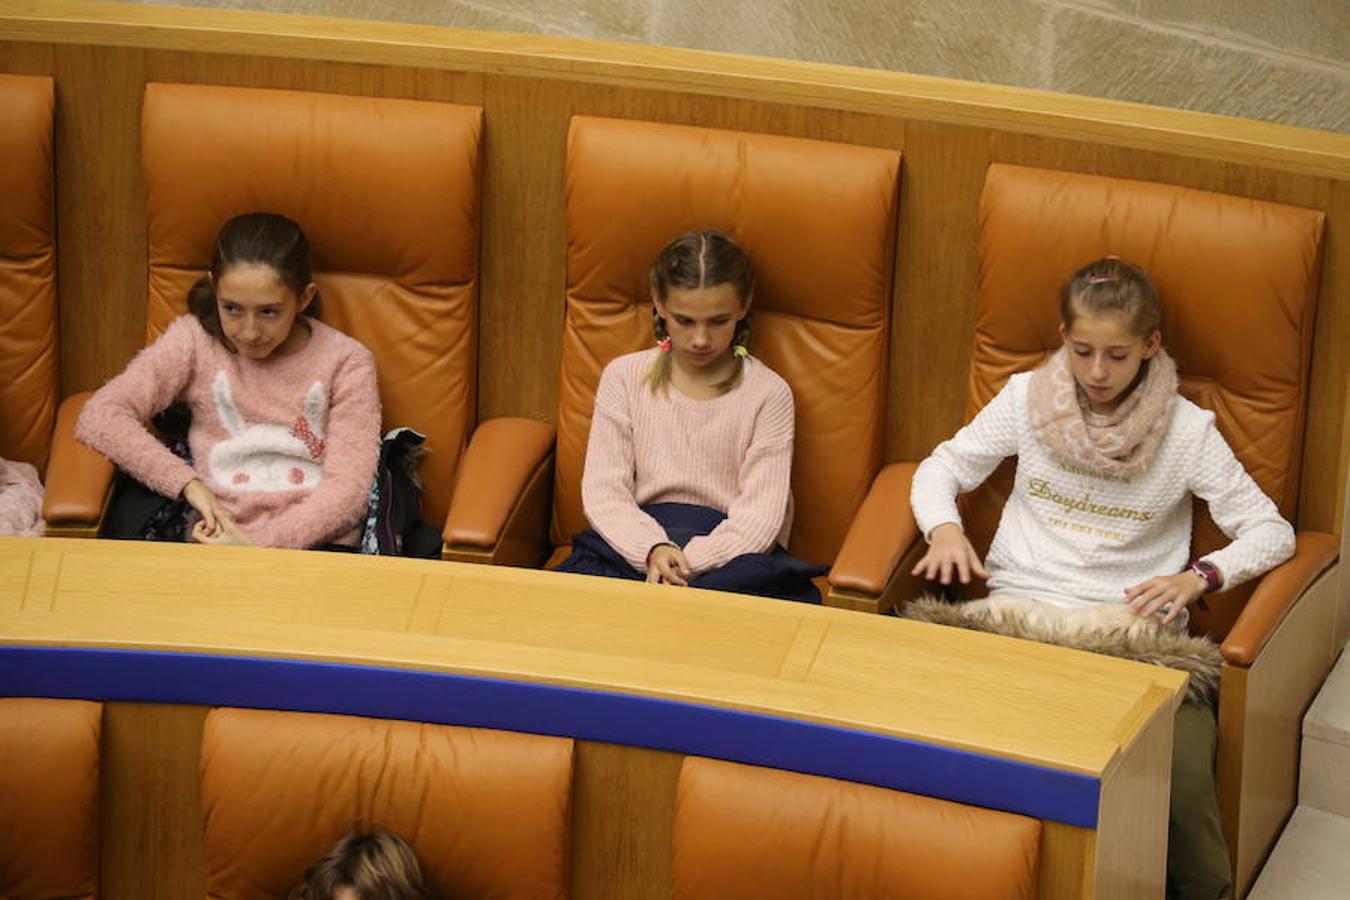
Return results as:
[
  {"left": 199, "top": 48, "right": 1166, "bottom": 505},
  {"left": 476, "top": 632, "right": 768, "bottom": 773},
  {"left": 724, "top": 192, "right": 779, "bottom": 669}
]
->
[{"left": 77, "top": 213, "right": 381, "bottom": 549}]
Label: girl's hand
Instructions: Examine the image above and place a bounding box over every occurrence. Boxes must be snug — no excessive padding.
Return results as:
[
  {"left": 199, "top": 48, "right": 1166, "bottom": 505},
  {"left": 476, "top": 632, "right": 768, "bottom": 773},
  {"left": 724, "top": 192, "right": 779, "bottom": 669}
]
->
[
  {"left": 646, "top": 543, "right": 691, "bottom": 586},
  {"left": 911, "top": 523, "right": 989, "bottom": 585},
  {"left": 191, "top": 516, "right": 254, "bottom": 547},
  {"left": 1123, "top": 573, "right": 1206, "bottom": 625},
  {"left": 182, "top": 478, "right": 233, "bottom": 540}
]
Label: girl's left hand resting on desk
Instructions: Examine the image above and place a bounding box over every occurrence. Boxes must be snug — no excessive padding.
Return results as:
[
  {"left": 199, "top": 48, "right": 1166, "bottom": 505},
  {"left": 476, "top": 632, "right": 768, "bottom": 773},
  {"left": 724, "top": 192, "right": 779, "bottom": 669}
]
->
[
  {"left": 646, "top": 543, "right": 691, "bottom": 586},
  {"left": 1123, "top": 572, "right": 1206, "bottom": 625}
]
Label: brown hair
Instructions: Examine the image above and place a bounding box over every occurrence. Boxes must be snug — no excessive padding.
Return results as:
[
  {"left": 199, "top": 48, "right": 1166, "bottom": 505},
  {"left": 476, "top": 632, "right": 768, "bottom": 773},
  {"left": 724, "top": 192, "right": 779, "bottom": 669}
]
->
[
  {"left": 646, "top": 229, "right": 755, "bottom": 395},
  {"left": 287, "top": 831, "right": 431, "bottom": 900},
  {"left": 1059, "top": 256, "right": 1161, "bottom": 337},
  {"left": 187, "top": 211, "right": 319, "bottom": 352}
]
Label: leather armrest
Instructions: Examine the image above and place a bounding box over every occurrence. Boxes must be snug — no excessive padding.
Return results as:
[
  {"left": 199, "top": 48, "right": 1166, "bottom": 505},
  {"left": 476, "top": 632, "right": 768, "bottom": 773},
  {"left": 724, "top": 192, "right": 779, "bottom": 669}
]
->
[
  {"left": 443, "top": 417, "right": 556, "bottom": 548},
  {"left": 828, "top": 462, "right": 920, "bottom": 595},
  {"left": 41, "top": 393, "right": 115, "bottom": 528},
  {"left": 1220, "top": 532, "right": 1339, "bottom": 666}
]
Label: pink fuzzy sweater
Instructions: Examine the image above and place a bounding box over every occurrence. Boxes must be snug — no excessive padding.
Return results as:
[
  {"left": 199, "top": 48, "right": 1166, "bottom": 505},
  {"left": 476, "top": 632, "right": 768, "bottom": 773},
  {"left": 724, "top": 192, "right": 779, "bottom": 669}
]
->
[
  {"left": 77, "top": 315, "right": 381, "bottom": 548},
  {"left": 0, "top": 458, "right": 43, "bottom": 536},
  {"left": 581, "top": 348, "right": 796, "bottom": 574}
]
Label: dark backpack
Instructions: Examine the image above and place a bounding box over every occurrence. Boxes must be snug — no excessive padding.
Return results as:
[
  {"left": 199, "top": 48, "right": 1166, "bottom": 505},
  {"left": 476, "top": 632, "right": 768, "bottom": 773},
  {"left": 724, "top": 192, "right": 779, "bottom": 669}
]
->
[{"left": 361, "top": 428, "right": 442, "bottom": 559}]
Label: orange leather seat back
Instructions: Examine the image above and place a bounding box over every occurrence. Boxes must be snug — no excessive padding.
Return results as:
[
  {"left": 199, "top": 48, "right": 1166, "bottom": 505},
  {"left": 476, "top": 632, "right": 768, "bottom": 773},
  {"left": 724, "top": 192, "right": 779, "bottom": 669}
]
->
[
  {"left": 200, "top": 707, "right": 573, "bottom": 900},
  {"left": 967, "top": 163, "right": 1325, "bottom": 636},
  {"left": 672, "top": 756, "right": 1040, "bottom": 899},
  {"left": 0, "top": 75, "right": 59, "bottom": 474},
  {"left": 141, "top": 83, "right": 483, "bottom": 525},
  {"left": 558, "top": 116, "right": 900, "bottom": 564},
  {"left": 0, "top": 698, "right": 102, "bottom": 899}
]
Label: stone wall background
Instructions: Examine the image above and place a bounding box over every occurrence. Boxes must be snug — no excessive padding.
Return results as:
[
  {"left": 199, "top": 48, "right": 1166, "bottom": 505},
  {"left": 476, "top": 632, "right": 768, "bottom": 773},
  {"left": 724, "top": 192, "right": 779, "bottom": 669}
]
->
[{"left": 133, "top": 0, "right": 1348, "bottom": 132}]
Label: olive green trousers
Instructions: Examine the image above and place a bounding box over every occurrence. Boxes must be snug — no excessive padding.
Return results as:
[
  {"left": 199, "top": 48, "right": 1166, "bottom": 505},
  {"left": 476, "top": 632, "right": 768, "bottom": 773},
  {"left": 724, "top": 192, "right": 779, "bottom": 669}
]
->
[{"left": 1168, "top": 703, "right": 1231, "bottom": 900}]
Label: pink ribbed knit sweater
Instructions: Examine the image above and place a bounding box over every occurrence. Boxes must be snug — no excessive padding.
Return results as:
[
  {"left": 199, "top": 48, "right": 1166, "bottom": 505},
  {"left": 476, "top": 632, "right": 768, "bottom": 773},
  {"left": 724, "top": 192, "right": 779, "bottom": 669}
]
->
[
  {"left": 76, "top": 315, "right": 381, "bottom": 548},
  {"left": 581, "top": 348, "right": 796, "bottom": 574},
  {"left": 0, "top": 458, "right": 43, "bottom": 536}
]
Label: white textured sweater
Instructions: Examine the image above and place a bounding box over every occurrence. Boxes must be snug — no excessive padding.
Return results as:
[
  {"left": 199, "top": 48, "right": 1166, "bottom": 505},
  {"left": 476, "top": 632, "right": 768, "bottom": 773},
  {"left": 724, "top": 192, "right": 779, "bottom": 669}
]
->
[
  {"left": 910, "top": 373, "right": 1295, "bottom": 607},
  {"left": 581, "top": 348, "right": 795, "bottom": 575}
]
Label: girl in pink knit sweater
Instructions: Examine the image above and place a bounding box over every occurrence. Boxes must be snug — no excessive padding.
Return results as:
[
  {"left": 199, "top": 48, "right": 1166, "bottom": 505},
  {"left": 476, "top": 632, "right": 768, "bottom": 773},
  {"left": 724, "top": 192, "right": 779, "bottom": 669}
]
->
[
  {"left": 77, "top": 213, "right": 381, "bottom": 549},
  {"left": 555, "top": 230, "right": 823, "bottom": 602}
]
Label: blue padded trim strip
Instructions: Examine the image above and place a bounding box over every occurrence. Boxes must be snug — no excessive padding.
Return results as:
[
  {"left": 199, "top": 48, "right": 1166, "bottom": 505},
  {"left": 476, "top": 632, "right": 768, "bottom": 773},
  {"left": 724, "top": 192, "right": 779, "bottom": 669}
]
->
[{"left": 0, "top": 645, "right": 1099, "bottom": 827}]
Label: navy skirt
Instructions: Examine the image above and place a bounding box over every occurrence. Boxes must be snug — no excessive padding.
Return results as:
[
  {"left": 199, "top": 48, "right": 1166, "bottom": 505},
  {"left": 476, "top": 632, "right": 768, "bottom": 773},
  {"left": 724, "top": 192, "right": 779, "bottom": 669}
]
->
[{"left": 553, "top": 502, "right": 826, "bottom": 604}]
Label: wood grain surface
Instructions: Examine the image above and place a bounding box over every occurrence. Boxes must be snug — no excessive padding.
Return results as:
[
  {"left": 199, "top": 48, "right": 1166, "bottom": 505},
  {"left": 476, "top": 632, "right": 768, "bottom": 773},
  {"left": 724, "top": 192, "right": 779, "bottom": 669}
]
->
[{"left": 0, "top": 536, "right": 1188, "bottom": 897}]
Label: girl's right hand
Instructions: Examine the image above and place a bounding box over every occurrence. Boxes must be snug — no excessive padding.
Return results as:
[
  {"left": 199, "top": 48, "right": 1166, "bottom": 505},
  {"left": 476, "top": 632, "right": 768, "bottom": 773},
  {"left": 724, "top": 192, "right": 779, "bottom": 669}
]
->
[
  {"left": 646, "top": 543, "right": 691, "bottom": 586},
  {"left": 182, "top": 478, "right": 233, "bottom": 541},
  {"left": 911, "top": 522, "right": 989, "bottom": 585},
  {"left": 191, "top": 516, "right": 254, "bottom": 547}
]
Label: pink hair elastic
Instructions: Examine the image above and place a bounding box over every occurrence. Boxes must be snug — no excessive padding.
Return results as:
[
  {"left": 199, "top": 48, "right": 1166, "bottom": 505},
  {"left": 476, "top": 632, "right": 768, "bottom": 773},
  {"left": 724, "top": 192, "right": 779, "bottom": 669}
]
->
[{"left": 1087, "top": 273, "right": 1119, "bottom": 285}]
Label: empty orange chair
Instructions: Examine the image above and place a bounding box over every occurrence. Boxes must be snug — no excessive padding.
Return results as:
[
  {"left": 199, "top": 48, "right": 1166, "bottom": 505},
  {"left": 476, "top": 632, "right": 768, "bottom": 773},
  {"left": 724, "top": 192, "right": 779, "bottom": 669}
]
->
[
  {"left": 672, "top": 756, "right": 1041, "bottom": 899},
  {"left": 0, "top": 698, "right": 102, "bottom": 898}
]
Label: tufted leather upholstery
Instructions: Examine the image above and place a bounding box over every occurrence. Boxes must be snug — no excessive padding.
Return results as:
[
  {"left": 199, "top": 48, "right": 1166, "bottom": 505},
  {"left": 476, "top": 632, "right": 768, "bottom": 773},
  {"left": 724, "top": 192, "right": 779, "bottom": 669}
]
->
[
  {"left": 140, "top": 83, "right": 482, "bottom": 526},
  {"left": 672, "top": 756, "right": 1040, "bottom": 899},
  {"left": 0, "top": 74, "right": 59, "bottom": 474},
  {"left": 964, "top": 163, "right": 1325, "bottom": 638},
  {"left": 0, "top": 698, "right": 102, "bottom": 899},
  {"left": 556, "top": 116, "right": 900, "bottom": 565},
  {"left": 200, "top": 707, "right": 574, "bottom": 900}
]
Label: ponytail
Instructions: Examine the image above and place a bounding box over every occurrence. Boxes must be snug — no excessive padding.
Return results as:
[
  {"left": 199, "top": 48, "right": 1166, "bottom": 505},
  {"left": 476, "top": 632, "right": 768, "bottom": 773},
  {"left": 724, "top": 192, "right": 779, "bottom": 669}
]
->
[{"left": 644, "top": 229, "right": 755, "bottom": 396}]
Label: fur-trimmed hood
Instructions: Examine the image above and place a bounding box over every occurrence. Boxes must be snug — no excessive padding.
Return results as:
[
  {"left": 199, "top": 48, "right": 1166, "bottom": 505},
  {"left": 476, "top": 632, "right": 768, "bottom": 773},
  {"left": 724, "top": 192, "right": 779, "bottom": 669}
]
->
[{"left": 902, "top": 595, "right": 1221, "bottom": 707}]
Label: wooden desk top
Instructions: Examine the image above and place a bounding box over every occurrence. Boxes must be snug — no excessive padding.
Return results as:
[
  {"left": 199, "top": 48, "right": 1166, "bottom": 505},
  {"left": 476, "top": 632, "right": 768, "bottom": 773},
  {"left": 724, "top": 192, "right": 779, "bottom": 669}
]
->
[{"left": 0, "top": 537, "right": 1185, "bottom": 779}]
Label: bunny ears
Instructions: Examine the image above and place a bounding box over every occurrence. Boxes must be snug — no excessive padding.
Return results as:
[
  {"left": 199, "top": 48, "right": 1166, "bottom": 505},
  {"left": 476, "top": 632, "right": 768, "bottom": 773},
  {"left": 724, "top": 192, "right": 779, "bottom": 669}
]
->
[{"left": 212, "top": 371, "right": 328, "bottom": 460}]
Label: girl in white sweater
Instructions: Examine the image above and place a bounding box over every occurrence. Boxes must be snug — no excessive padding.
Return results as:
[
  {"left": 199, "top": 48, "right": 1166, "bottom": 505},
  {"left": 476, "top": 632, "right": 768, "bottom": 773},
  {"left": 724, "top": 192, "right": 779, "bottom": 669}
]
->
[{"left": 910, "top": 256, "right": 1294, "bottom": 900}]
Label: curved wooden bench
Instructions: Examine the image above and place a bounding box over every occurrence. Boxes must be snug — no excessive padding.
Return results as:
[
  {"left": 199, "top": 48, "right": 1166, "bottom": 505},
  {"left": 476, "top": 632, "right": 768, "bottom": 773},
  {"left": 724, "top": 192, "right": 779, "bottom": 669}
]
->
[{"left": 1, "top": 537, "right": 1185, "bottom": 898}]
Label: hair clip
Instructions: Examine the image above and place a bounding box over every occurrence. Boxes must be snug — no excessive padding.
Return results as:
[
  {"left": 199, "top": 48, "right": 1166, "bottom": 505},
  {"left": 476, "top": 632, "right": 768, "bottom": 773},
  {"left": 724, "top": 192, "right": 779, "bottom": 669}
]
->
[
  {"left": 1087, "top": 274, "right": 1119, "bottom": 285},
  {"left": 658, "top": 336, "right": 672, "bottom": 353},
  {"left": 733, "top": 344, "right": 749, "bottom": 359}
]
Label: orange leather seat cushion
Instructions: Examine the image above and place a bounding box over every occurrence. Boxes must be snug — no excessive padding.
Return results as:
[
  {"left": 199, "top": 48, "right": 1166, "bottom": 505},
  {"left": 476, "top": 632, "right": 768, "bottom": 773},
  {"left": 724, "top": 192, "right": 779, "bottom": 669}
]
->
[
  {"left": 672, "top": 756, "right": 1041, "bottom": 899},
  {"left": 964, "top": 164, "right": 1325, "bottom": 636},
  {"left": 557, "top": 116, "right": 900, "bottom": 565},
  {"left": 200, "top": 707, "right": 573, "bottom": 900},
  {"left": 0, "top": 698, "right": 102, "bottom": 899},
  {"left": 140, "top": 83, "right": 483, "bottom": 526},
  {"left": 0, "top": 74, "right": 59, "bottom": 474}
]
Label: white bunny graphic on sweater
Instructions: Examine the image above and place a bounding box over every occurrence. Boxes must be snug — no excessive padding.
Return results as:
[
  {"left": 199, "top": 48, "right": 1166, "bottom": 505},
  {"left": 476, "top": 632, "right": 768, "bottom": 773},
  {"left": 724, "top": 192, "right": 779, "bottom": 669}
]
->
[{"left": 208, "top": 371, "right": 327, "bottom": 492}]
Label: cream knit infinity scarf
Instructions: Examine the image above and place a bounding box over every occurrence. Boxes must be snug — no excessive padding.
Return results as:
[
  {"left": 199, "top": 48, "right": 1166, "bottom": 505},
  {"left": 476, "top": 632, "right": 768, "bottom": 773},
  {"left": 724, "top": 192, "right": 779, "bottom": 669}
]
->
[{"left": 1027, "top": 346, "right": 1177, "bottom": 481}]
